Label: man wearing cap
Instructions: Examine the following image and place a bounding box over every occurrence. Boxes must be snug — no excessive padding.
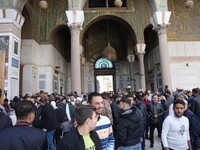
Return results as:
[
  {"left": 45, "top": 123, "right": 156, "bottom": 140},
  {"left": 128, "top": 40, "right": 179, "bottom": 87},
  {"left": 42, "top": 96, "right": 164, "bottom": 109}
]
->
[
  {"left": 39, "top": 97, "right": 59, "bottom": 150},
  {"left": 0, "top": 100, "right": 47, "bottom": 150},
  {"left": 75, "top": 97, "right": 83, "bottom": 106},
  {"left": 117, "top": 98, "right": 143, "bottom": 150}
]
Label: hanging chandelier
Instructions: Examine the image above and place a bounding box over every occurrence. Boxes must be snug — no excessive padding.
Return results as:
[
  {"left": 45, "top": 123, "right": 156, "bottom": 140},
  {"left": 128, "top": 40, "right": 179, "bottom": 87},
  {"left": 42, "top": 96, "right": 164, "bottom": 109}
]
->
[
  {"left": 103, "top": 43, "right": 117, "bottom": 61},
  {"left": 103, "top": 20, "right": 117, "bottom": 61},
  {"left": 39, "top": 0, "right": 48, "bottom": 9},
  {"left": 185, "top": 0, "right": 194, "bottom": 8}
]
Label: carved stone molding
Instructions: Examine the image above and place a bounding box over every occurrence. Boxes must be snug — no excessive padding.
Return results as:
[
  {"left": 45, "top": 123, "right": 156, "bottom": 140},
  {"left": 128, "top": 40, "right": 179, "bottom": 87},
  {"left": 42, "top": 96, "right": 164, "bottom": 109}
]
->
[
  {"left": 170, "top": 56, "right": 200, "bottom": 62},
  {"left": 68, "top": 22, "right": 82, "bottom": 35},
  {"left": 154, "top": 24, "right": 169, "bottom": 35},
  {"left": 0, "top": 23, "right": 21, "bottom": 38}
]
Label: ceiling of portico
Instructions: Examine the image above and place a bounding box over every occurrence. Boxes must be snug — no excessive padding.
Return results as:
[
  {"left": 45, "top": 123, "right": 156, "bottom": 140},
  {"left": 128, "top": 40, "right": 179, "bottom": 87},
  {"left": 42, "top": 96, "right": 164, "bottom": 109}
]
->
[
  {"left": 82, "top": 18, "right": 137, "bottom": 62},
  {"left": 49, "top": 25, "right": 71, "bottom": 62}
]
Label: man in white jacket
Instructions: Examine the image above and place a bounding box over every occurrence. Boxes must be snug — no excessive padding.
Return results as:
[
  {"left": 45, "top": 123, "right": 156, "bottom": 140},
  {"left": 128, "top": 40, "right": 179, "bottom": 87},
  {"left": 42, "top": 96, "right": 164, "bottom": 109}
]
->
[{"left": 161, "top": 100, "right": 192, "bottom": 150}]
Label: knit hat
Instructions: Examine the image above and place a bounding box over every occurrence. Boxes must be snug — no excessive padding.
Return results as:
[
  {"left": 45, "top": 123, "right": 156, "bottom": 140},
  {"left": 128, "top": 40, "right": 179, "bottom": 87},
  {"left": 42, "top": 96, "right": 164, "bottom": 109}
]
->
[
  {"left": 50, "top": 101, "right": 58, "bottom": 109},
  {"left": 120, "top": 98, "right": 131, "bottom": 105},
  {"left": 76, "top": 97, "right": 82, "bottom": 102}
]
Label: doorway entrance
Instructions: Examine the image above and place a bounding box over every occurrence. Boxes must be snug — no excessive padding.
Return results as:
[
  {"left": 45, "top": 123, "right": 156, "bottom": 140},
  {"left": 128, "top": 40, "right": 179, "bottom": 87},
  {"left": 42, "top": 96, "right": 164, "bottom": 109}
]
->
[
  {"left": 96, "top": 75, "right": 113, "bottom": 93},
  {"left": 94, "top": 58, "right": 116, "bottom": 92},
  {"left": 95, "top": 71, "right": 116, "bottom": 92}
]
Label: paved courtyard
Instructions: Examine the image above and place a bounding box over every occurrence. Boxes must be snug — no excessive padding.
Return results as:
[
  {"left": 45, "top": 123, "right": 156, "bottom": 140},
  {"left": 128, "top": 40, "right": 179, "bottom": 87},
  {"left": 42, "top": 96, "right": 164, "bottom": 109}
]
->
[{"left": 145, "top": 130, "right": 162, "bottom": 150}]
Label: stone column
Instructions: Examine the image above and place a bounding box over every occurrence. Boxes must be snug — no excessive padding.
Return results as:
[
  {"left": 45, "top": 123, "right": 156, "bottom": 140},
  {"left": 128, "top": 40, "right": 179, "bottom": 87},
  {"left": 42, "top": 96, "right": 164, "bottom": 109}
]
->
[
  {"left": 0, "top": 51, "right": 5, "bottom": 104},
  {"left": 68, "top": 23, "right": 82, "bottom": 94},
  {"left": 0, "top": 8, "right": 25, "bottom": 99},
  {"left": 127, "top": 54, "right": 135, "bottom": 91},
  {"left": 66, "top": 10, "right": 84, "bottom": 95},
  {"left": 150, "top": 11, "right": 172, "bottom": 90},
  {"left": 136, "top": 43, "right": 146, "bottom": 91},
  {"left": 81, "top": 56, "right": 85, "bottom": 94},
  {"left": 156, "top": 25, "right": 172, "bottom": 90}
]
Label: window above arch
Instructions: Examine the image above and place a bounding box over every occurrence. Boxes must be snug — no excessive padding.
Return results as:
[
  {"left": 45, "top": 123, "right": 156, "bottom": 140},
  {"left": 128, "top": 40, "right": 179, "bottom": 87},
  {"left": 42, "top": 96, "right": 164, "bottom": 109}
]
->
[
  {"left": 95, "top": 58, "right": 113, "bottom": 69},
  {"left": 89, "top": 0, "right": 127, "bottom": 8}
]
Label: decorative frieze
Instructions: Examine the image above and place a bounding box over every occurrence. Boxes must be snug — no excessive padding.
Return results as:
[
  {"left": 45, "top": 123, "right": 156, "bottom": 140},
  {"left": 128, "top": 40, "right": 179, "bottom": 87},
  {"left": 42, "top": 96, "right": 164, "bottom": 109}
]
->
[
  {"left": 0, "top": 23, "right": 21, "bottom": 38},
  {"left": 0, "top": 9, "right": 25, "bottom": 29}
]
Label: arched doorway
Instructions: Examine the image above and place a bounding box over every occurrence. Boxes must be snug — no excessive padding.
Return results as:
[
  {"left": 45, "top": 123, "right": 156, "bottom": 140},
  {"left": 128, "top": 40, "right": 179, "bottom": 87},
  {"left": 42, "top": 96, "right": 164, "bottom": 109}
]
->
[{"left": 94, "top": 58, "right": 116, "bottom": 92}]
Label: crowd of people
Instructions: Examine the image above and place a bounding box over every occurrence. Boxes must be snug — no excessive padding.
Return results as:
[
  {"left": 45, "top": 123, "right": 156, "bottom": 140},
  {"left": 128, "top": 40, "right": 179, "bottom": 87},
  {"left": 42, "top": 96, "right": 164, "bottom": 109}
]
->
[{"left": 0, "top": 85, "right": 200, "bottom": 150}]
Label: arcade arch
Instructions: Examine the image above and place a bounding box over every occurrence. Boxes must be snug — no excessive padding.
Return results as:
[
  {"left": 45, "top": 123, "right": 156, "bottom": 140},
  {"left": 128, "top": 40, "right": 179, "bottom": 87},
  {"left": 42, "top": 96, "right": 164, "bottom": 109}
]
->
[{"left": 81, "top": 16, "right": 141, "bottom": 92}]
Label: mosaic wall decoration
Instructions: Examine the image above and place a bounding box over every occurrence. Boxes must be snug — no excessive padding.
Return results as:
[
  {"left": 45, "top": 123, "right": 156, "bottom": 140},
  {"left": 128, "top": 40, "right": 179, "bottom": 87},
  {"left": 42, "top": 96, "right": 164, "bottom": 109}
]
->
[{"left": 95, "top": 58, "right": 113, "bottom": 69}]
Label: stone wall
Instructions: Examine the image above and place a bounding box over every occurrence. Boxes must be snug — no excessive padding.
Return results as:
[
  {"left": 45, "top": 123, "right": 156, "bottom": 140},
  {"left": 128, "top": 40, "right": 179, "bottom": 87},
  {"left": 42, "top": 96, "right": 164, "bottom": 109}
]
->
[
  {"left": 169, "top": 41, "right": 200, "bottom": 90},
  {"left": 21, "top": 39, "right": 68, "bottom": 95}
]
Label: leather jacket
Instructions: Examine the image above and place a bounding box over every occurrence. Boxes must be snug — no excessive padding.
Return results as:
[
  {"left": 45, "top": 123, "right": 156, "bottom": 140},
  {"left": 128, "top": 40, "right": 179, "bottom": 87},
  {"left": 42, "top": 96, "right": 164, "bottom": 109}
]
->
[{"left": 146, "top": 102, "right": 164, "bottom": 124}]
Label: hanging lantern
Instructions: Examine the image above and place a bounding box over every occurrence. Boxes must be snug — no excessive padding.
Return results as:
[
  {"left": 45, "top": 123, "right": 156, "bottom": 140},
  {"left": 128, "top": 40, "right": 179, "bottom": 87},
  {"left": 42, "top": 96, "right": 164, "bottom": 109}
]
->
[
  {"left": 103, "top": 43, "right": 117, "bottom": 61},
  {"left": 185, "top": 0, "right": 194, "bottom": 8},
  {"left": 39, "top": 0, "right": 48, "bottom": 9},
  {"left": 114, "top": 0, "right": 123, "bottom": 8}
]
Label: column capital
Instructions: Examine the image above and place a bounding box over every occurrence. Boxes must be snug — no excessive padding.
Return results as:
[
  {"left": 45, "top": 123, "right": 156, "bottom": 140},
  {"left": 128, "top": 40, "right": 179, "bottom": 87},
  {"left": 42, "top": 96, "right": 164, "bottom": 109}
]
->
[
  {"left": 136, "top": 43, "right": 146, "bottom": 57},
  {"left": 127, "top": 54, "right": 135, "bottom": 63},
  {"left": 154, "top": 24, "right": 169, "bottom": 35},
  {"left": 67, "top": 22, "right": 82, "bottom": 33},
  {"left": 150, "top": 11, "right": 171, "bottom": 35}
]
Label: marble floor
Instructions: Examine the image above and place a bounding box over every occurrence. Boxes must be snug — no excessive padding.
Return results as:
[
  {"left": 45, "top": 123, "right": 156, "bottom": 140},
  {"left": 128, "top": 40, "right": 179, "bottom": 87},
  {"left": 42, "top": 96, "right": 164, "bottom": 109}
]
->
[{"left": 145, "top": 131, "right": 162, "bottom": 150}]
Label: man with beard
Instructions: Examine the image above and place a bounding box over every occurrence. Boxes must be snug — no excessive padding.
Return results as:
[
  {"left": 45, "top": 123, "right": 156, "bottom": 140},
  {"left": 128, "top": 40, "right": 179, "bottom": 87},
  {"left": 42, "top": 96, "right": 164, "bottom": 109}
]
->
[
  {"left": 88, "top": 92, "right": 115, "bottom": 150},
  {"left": 162, "top": 100, "right": 192, "bottom": 150},
  {"left": 146, "top": 95, "right": 163, "bottom": 148}
]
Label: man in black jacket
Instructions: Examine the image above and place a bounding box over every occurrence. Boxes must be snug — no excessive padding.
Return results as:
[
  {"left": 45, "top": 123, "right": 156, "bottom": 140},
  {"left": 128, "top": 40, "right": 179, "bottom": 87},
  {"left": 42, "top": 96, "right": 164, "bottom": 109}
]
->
[
  {"left": 39, "top": 97, "right": 59, "bottom": 150},
  {"left": 117, "top": 98, "right": 143, "bottom": 150},
  {"left": 0, "top": 100, "right": 47, "bottom": 150},
  {"left": 146, "top": 95, "right": 164, "bottom": 148},
  {"left": 57, "top": 105, "right": 102, "bottom": 150},
  {"left": 111, "top": 94, "right": 121, "bottom": 149},
  {"left": 134, "top": 95, "right": 146, "bottom": 150},
  {"left": 190, "top": 88, "right": 200, "bottom": 122}
]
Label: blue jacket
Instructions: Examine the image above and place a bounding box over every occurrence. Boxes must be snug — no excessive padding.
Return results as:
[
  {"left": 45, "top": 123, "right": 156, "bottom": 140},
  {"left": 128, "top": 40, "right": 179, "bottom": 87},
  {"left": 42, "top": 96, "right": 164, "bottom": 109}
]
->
[{"left": 0, "top": 122, "right": 47, "bottom": 150}]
